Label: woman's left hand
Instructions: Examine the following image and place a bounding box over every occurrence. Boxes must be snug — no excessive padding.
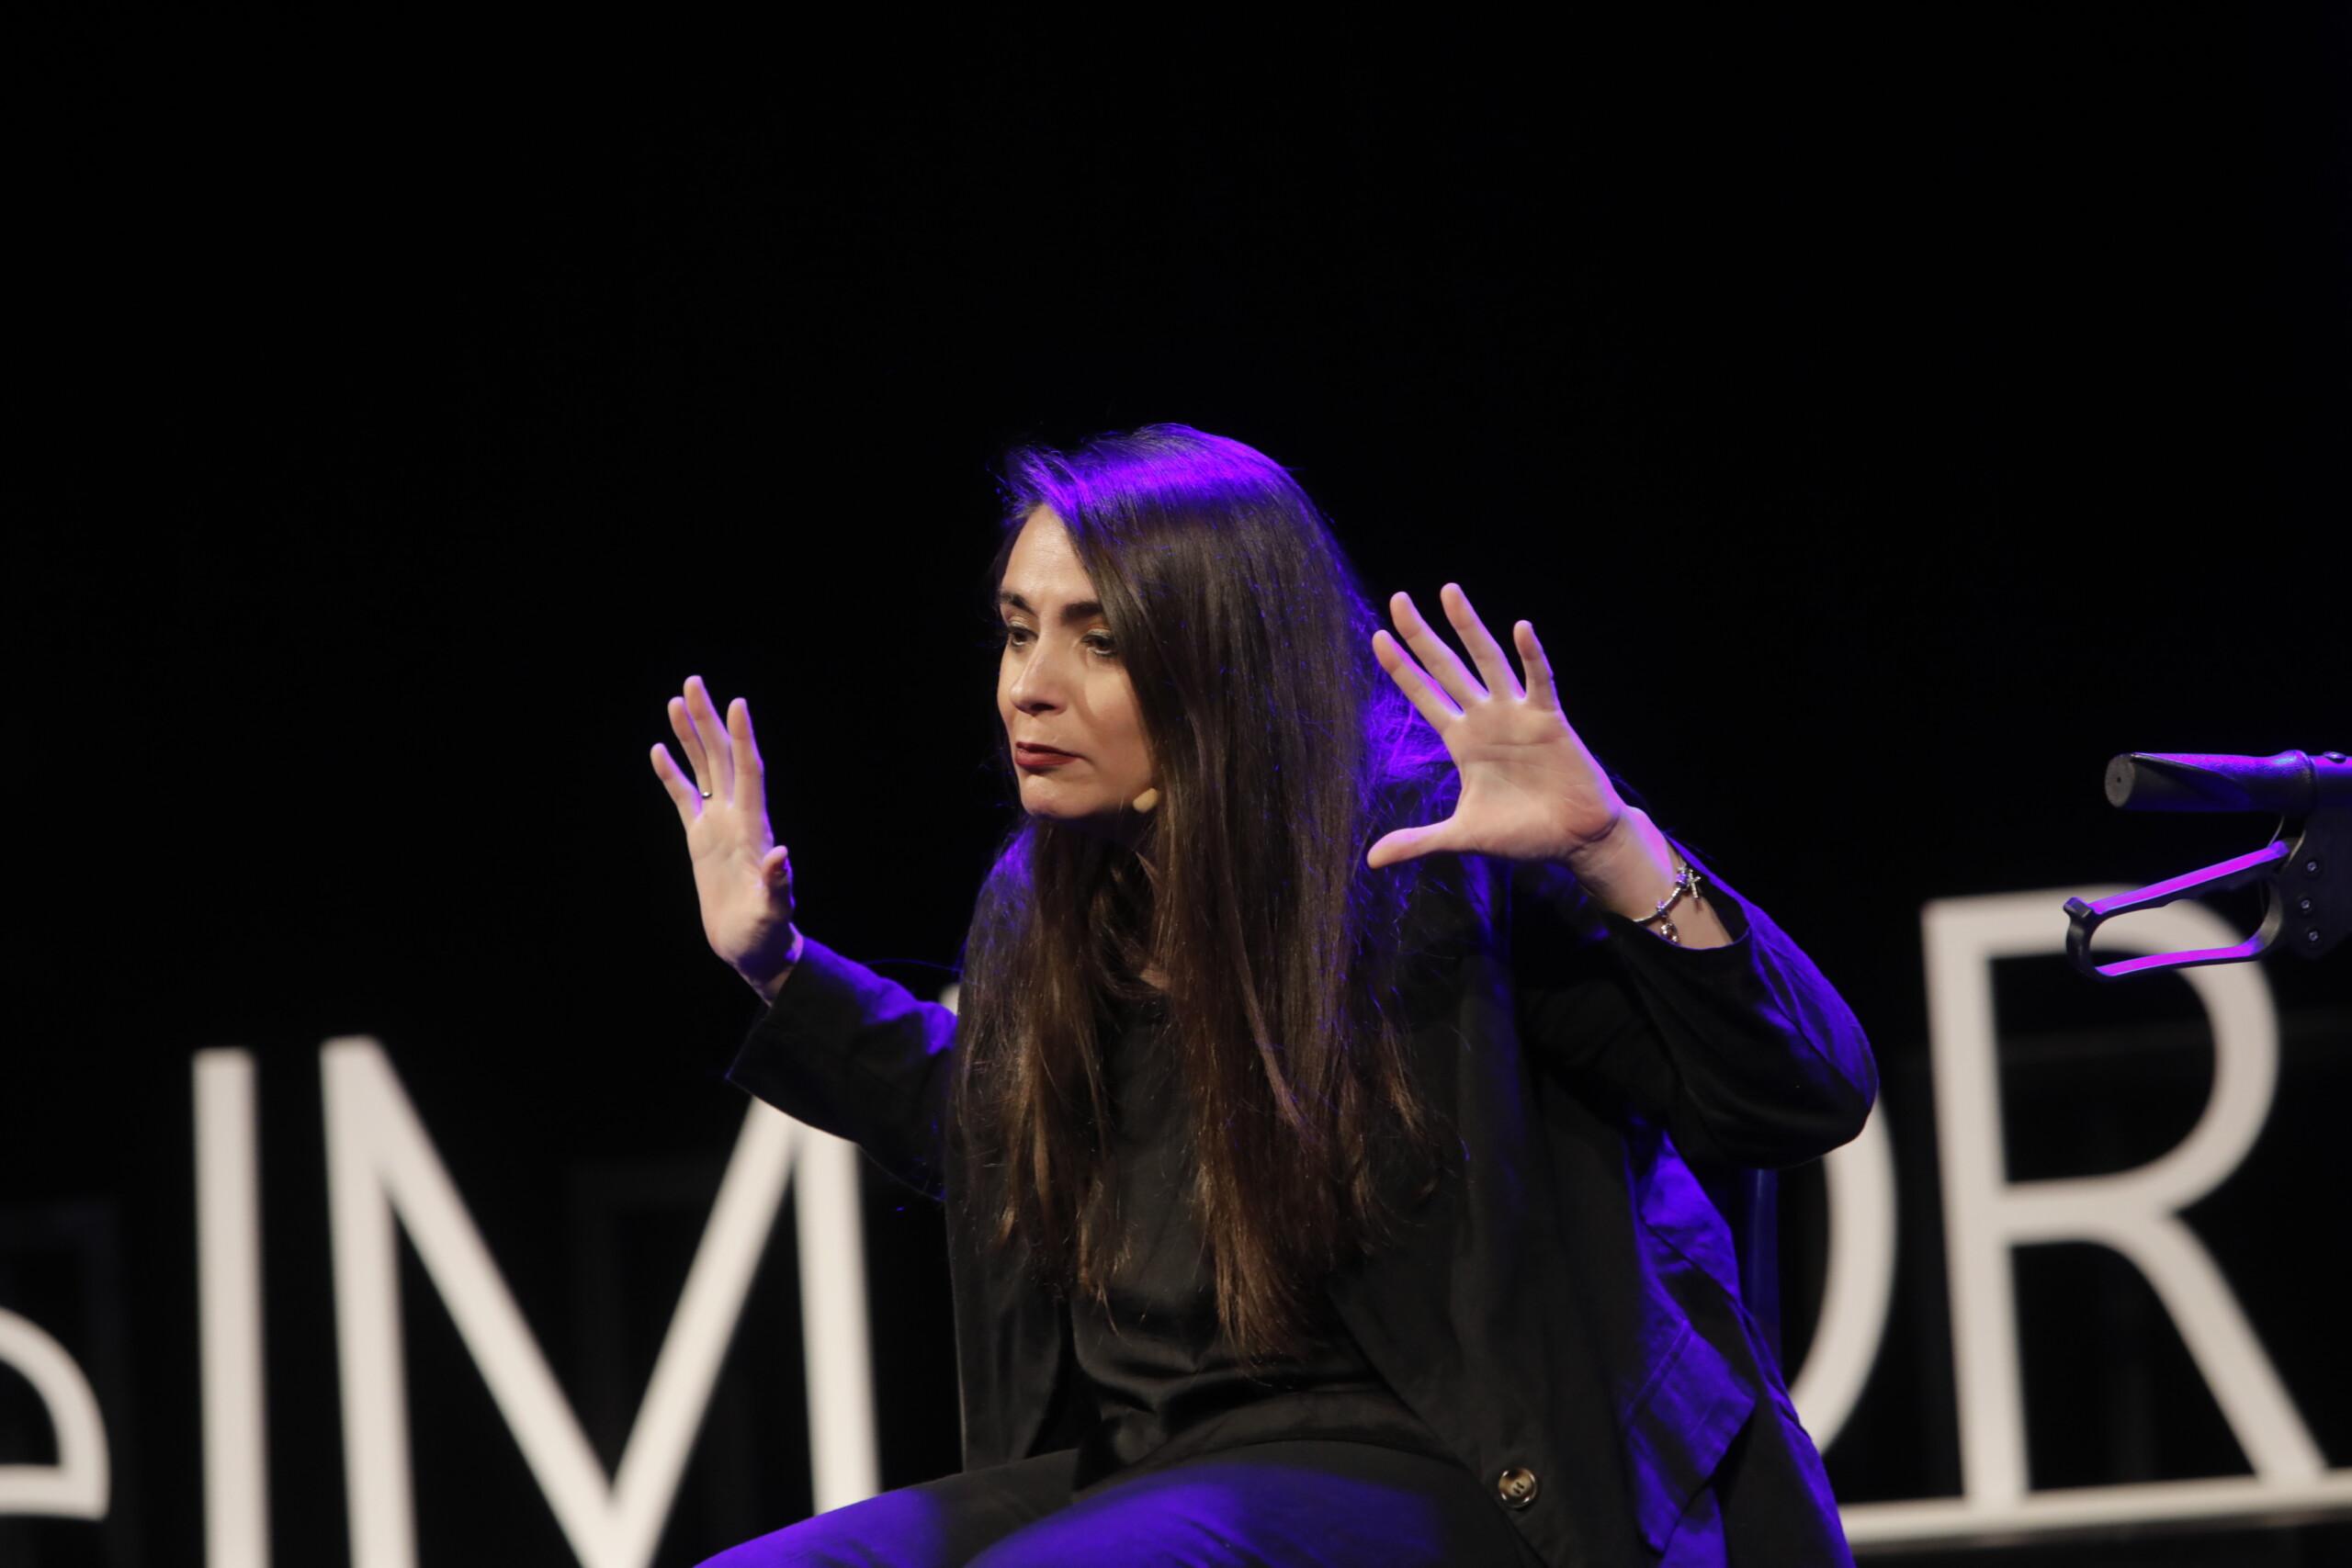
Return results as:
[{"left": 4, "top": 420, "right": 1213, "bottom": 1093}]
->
[{"left": 1367, "top": 582, "right": 1629, "bottom": 870}]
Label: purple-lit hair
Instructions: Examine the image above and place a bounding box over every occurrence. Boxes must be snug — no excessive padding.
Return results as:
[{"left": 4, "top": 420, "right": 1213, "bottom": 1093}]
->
[{"left": 949, "top": 424, "right": 1460, "bottom": 1367}]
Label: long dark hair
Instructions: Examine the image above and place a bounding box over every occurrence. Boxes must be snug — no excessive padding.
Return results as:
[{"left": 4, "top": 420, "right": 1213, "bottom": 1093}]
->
[{"left": 950, "top": 424, "right": 1460, "bottom": 1367}]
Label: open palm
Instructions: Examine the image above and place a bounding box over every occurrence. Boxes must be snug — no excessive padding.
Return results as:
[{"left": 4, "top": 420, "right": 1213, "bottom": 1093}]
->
[{"left": 1368, "top": 582, "right": 1629, "bottom": 869}]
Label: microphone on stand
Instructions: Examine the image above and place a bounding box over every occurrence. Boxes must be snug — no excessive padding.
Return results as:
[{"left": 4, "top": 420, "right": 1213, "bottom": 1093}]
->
[{"left": 2064, "top": 749, "right": 2346, "bottom": 980}]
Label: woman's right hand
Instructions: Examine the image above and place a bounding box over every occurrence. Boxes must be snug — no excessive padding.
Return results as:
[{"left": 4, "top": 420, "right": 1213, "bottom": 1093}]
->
[{"left": 650, "top": 674, "right": 802, "bottom": 1000}]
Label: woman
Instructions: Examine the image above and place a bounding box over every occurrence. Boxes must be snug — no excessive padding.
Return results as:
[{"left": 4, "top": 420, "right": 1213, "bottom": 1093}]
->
[{"left": 651, "top": 425, "right": 1876, "bottom": 1566}]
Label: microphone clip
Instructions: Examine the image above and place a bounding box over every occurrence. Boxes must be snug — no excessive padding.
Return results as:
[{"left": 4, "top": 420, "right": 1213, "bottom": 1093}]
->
[{"left": 2064, "top": 749, "right": 2346, "bottom": 980}]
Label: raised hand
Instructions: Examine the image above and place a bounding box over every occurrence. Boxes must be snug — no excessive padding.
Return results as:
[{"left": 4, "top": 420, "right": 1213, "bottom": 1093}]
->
[
  {"left": 650, "top": 674, "right": 801, "bottom": 997},
  {"left": 1367, "top": 583, "right": 1629, "bottom": 870}
]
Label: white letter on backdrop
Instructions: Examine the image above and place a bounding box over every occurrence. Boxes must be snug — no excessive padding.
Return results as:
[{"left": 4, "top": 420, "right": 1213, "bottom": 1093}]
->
[
  {"left": 196, "top": 1048, "right": 270, "bottom": 1567},
  {"left": 322, "top": 1036, "right": 876, "bottom": 1568},
  {"left": 1789, "top": 1100, "right": 1898, "bottom": 1450},
  {"left": 0, "top": 1310, "right": 109, "bottom": 1518},
  {"left": 1925, "top": 888, "right": 2320, "bottom": 1509}
]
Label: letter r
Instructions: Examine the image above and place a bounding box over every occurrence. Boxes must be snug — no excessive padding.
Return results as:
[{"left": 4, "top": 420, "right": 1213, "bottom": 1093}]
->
[{"left": 1925, "top": 888, "right": 2323, "bottom": 1504}]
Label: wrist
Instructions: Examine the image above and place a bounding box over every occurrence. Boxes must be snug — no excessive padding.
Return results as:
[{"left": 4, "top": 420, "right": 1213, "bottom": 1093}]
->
[
  {"left": 1568, "top": 811, "right": 1697, "bottom": 931},
  {"left": 1564, "top": 807, "right": 1673, "bottom": 904},
  {"left": 1568, "top": 810, "right": 1734, "bottom": 948},
  {"left": 741, "top": 926, "right": 807, "bottom": 1006}
]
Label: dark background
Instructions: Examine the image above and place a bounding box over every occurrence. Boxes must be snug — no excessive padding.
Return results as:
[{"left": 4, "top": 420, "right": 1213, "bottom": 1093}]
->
[{"left": 6, "top": 12, "right": 2347, "bottom": 1564}]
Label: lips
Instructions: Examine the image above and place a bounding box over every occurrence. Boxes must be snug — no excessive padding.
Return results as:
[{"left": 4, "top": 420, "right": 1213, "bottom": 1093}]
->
[{"left": 1015, "top": 743, "right": 1078, "bottom": 759}]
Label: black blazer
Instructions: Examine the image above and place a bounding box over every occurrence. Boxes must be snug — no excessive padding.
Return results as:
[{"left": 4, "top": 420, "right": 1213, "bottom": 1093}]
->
[{"left": 726, "top": 832, "right": 1876, "bottom": 1566}]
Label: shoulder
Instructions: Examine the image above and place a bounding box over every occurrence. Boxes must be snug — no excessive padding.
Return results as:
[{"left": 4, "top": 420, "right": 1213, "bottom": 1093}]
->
[{"left": 968, "top": 827, "right": 1034, "bottom": 926}]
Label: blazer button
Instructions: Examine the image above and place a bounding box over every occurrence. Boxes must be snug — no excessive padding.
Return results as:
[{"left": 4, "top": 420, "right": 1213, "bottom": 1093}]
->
[{"left": 1497, "top": 1465, "right": 1540, "bottom": 1509}]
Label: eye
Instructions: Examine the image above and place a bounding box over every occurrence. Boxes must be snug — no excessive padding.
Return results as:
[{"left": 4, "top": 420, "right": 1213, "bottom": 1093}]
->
[{"left": 998, "top": 626, "right": 1116, "bottom": 658}]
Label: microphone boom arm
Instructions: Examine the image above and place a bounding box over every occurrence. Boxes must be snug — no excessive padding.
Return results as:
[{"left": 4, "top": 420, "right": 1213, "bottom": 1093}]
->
[{"left": 2063, "top": 749, "right": 2346, "bottom": 981}]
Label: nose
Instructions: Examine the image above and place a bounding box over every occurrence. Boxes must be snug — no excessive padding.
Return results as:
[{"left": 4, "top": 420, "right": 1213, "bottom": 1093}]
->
[{"left": 1009, "top": 636, "right": 1073, "bottom": 716}]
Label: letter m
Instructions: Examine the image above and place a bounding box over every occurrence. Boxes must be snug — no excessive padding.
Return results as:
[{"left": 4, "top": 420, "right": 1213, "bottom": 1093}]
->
[{"left": 322, "top": 1037, "right": 876, "bottom": 1568}]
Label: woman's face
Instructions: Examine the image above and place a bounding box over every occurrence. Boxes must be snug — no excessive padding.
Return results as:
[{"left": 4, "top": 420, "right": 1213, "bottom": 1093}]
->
[{"left": 996, "top": 505, "right": 1157, "bottom": 833}]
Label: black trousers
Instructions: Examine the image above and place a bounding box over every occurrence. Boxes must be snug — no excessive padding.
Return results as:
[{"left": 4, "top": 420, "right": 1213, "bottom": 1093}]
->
[{"left": 696, "top": 1438, "right": 1543, "bottom": 1567}]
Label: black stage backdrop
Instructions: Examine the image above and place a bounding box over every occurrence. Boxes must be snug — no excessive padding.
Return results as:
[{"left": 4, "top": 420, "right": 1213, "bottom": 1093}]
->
[{"left": 7, "top": 15, "right": 2347, "bottom": 1567}]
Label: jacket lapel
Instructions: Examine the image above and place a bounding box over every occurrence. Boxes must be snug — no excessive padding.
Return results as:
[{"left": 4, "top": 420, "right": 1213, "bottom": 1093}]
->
[{"left": 944, "top": 1159, "right": 1072, "bottom": 1470}]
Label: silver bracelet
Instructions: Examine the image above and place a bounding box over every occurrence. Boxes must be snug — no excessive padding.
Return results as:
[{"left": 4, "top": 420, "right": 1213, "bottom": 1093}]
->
[{"left": 1633, "top": 858, "right": 1705, "bottom": 945}]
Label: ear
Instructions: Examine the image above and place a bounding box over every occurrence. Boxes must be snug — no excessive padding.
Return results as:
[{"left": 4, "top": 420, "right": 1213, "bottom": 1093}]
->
[{"left": 1131, "top": 786, "right": 1161, "bottom": 814}]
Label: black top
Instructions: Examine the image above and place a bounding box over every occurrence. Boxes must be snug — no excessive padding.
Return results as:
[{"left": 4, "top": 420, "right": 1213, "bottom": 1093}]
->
[
  {"left": 1067, "top": 989, "right": 1456, "bottom": 1489},
  {"left": 728, "top": 837, "right": 1878, "bottom": 1566}
]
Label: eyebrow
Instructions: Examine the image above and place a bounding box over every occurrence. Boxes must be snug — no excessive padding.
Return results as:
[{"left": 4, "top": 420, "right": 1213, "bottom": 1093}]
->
[{"left": 996, "top": 590, "right": 1105, "bottom": 626}]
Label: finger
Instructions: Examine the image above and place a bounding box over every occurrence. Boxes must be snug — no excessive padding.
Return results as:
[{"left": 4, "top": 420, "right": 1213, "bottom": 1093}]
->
[
  {"left": 763, "top": 843, "right": 795, "bottom": 912},
  {"left": 1365, "top": 819, "right": 1455, "bottom": 870},
  {"left": 1441, "top": 582, "right": 1524, "bottom": 702},
  {"left": 1515, "top": 620, "right": 1562, "bottom": 712},
  {"left": 1389, "top": 591, "right": 1487, "bottom": 708},
  {"left": 683, "top": 675, "right": 737, "bottom": 801},
  {"left": 1372, "top": 627, "right": 1463, "bottom": 734},
  {"left": 649, "top": 743, "right": 704, "bottom": 824},
  {"left": 1511, "top": 620, "right": 1605, "bottom": 775},
  {"left": 729, "top": 696, "right": 765, "bottom": 809},
  {"left": 668, "top": 695, "right": 713, "bottom": 795}
]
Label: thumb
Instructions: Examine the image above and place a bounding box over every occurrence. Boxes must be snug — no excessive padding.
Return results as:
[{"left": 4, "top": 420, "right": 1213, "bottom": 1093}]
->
[
  {"left": 763, "top": 845, "right": 793, "bottom": 894},
  {"left": 1366, "top": 821, "right": 1453, "bottom": 870}
]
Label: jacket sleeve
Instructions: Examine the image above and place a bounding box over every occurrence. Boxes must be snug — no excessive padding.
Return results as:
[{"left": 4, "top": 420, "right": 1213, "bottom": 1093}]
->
[
  {"left": 1503, "top": 835, "right": 1877, "bottom": 1169},
  {"left": 724, "top": 933, "right": 958, "bottom": 1201}
]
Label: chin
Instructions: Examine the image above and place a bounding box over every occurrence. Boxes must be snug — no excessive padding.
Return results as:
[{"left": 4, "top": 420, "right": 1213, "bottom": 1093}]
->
[
  {"left": 1021, "top": 791, "right": 1122, "bottom": 832},
  {"left": 1024, "top": 801, "right": 1110, "bottom": 823}
]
